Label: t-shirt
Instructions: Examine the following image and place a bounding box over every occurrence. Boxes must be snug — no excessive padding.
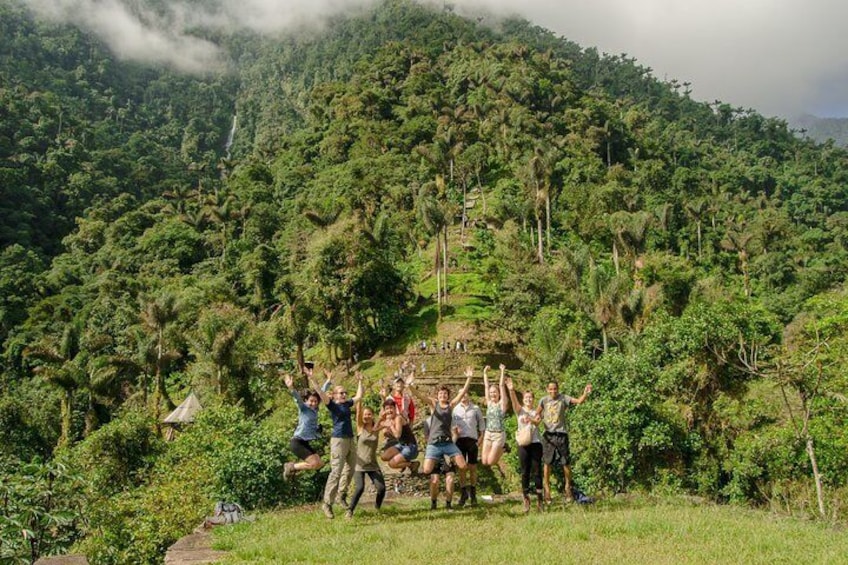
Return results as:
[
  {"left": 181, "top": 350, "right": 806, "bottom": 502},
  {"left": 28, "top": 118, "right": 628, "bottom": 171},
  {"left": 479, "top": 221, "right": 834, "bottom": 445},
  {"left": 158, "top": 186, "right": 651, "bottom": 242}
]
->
[
  {"left": 291, "top": 390, "right": 320, "bottom": 441},
  {"left": 355, "top": 427, "right": 380, "bottom": 472},
  {"left": 540, "top": 394, "right": 575, "bottom": 434},
  {"left": 388, "top": 392, "right": 415, "bottom": 423},
  {"left": 327, "top": 399, "right": 355, "bottom": 438},
  {"left": 453, "top": 402, "right": 484, "bottom": 440}
]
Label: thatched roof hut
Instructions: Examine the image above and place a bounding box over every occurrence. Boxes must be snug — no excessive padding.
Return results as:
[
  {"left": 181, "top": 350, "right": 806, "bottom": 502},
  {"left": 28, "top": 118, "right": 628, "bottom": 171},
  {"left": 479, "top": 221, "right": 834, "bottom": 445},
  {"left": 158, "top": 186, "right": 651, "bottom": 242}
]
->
[{"left": 163, "top": 392, "right": 202, "bottom": 440}]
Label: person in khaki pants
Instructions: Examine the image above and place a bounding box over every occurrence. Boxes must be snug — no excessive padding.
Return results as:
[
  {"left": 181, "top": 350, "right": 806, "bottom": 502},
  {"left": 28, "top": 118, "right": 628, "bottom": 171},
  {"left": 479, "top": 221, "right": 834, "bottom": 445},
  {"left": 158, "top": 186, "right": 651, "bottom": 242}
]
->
[{"left": 308, "top": 369, "right": 363, "bottom": 519}]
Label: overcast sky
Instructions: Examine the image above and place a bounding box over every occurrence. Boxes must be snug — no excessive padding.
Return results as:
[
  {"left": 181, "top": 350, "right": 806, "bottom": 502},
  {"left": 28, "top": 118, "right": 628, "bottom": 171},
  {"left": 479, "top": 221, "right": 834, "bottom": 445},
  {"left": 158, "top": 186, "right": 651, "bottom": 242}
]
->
[{"left": 20, "top": 0, "right": 848, "bottom": 119}]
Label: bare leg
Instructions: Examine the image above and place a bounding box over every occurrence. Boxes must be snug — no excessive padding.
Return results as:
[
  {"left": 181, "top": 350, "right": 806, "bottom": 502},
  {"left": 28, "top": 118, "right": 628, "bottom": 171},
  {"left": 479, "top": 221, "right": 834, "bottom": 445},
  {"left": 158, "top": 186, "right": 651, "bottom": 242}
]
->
[
  {"left": 294, "top": 454, "right": 323, "bottom": 472},
  {"left": 543, "top": 464, "right": 552, "bottom": 503},
  {"left": 563, "top": 465, "right": 573, "bottom": 501}
]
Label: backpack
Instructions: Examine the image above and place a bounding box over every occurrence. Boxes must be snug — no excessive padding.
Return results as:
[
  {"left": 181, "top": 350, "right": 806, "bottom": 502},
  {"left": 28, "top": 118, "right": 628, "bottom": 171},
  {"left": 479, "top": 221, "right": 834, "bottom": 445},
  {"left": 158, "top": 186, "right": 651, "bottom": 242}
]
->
[{"left": 214, "top": 501, "right": 244, "bottom": 524}]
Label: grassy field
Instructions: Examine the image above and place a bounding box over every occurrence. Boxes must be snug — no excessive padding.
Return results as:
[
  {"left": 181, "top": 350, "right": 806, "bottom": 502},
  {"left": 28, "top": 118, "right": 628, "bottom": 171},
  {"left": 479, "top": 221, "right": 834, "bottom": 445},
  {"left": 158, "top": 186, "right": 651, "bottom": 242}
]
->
[{"left": 212, "top": 494, "right": 847, "bottom": 564}]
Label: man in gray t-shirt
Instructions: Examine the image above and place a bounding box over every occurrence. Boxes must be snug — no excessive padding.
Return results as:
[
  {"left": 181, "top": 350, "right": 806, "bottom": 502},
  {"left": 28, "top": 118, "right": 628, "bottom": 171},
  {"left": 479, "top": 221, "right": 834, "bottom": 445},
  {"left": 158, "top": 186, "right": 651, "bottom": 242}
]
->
[{"left": 537, "top": 381, "right": 592, "bottom": 504}]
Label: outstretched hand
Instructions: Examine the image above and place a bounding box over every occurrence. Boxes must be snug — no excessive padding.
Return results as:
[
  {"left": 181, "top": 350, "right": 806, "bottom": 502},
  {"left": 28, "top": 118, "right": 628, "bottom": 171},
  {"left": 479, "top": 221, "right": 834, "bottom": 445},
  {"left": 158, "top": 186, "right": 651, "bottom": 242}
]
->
[
  {"left": 283, "top": 373, "right": 294, "bottom": 389},
  {"left": 505, "top": 376, "right": 514, "bottom": 391},
  {"left": 464, "top": 366, "right": 474, "bottom": 378}
]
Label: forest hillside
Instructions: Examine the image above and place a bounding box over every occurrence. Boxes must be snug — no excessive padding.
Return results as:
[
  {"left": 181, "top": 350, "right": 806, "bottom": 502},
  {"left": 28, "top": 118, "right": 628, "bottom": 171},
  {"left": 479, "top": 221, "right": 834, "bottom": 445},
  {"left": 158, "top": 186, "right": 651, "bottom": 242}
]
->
[{"left": 2, "top": 1, "right": 847, "bottom": 563}]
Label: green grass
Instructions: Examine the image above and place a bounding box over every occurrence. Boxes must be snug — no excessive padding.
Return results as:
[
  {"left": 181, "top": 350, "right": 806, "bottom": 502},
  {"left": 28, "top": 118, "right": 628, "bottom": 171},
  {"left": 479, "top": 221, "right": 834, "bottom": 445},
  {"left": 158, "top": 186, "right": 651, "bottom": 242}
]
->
[{"left": 212, "top": 495, "right": 848, "bottom": 564}]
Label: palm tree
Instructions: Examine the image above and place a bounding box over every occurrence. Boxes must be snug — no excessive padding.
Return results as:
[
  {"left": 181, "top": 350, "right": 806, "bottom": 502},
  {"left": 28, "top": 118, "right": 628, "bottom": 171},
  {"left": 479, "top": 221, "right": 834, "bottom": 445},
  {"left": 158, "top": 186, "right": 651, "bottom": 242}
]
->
[
  {"left": 139, "top": 292, "right": 180, "bottom": 421},
  {"left": 24, "top": 323, "right": 84, "bottom": 447}
]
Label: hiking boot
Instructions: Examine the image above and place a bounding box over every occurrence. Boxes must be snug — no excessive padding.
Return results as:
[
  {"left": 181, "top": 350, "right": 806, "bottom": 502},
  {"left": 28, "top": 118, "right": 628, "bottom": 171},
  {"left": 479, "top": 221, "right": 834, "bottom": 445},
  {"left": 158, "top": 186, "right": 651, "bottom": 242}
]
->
[
  {"left": 283, "top": 462, "right": 295, "bottom": 482},
  {"left": 523, "top": 496, "right": 531, "bottom": 514},
  {"left": 430, "top": 499, "right": 438, "bottom": 511},
  {"left": 457, "top": 486, "right": 468, "bottom": 508},
  {"left": 321, "top": 503, "right": 334, "bottom": 519},
  {"left": 469, "top": 486, "right": 477, "bottom": 506},
  {"left": 409, "top": 461, "right": 420, "bottom": 475},
  {"left": 344, "top": 509, "right": 353, "bottom": 519},
  {"left": 445, "top": 500, "right": 453, "bottom": 511},
  {"left": 340, "top": 496, "right": 350, "bottom": 510}
]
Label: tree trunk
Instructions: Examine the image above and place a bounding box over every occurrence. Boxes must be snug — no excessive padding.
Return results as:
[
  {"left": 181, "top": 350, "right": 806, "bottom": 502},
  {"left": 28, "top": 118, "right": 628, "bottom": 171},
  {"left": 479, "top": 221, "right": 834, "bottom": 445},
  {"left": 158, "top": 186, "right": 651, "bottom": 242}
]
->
[
  {"left": 59, "top": 390, "right": 72, "bottom": 448},
  {"left": 612, "top": 241, "right": 620, "bottom": 275},
  {"left": 442, "top": 225, "right": 449, "bottom": 304},
  {"left": 697, "top": 221, "right": 702, "bottom": 259},
  {"left": 545, "top": 191, "right": 551, "bottom": 254},
  {"left": 805, "top": 436, "right": 826, "bottom": 518},
  {"left": 536, "top": 213, "right": 544, "bottom": 264}
]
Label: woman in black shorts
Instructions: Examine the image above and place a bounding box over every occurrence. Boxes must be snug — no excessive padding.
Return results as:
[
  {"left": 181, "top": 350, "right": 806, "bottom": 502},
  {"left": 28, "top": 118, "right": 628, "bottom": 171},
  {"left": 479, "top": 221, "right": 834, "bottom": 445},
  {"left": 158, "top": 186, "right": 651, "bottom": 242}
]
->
[{"left": 282, "top": 372, "right": 324, "bottom": 480}]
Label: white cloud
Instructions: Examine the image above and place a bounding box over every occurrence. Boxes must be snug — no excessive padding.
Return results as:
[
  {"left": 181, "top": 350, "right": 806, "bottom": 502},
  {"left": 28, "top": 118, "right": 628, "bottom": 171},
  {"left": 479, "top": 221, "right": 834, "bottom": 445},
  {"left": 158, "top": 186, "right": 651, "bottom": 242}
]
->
[{"left": 21, "top": 0, "right": 848, "bottom": 117}]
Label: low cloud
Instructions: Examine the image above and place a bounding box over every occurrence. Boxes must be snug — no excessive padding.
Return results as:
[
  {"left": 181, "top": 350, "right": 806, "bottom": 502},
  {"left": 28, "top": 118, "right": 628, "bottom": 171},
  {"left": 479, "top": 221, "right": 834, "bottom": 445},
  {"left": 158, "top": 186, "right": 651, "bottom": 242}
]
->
[{"left": 21, "top": 0, "right": 848, "bottom": 117}]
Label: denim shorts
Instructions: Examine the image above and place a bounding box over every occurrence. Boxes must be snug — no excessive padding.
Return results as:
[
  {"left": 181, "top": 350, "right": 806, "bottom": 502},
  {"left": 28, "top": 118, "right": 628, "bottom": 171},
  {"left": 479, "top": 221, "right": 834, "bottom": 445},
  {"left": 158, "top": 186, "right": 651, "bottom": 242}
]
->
[
  {"left": 396, "top": 442, "right": 419, "bottom": 462},
  {"left": 425, "top": 441, "right": 462, "bottom": 461}
]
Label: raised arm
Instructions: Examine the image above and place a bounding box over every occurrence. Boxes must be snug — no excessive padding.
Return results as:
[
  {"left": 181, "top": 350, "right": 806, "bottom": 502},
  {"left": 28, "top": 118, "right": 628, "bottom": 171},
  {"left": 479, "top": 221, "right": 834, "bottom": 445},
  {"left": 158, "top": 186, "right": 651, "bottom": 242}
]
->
[
  {"left": 572, "top": 383, "right": 593, "bottom": 405},
  {"left": 406, "top": 376, "right": 435, "bottom": 410},
  {"left": 482, "top": 365, "right": 490, "bottom": 397},
  {"left": 498, "top": 364, "right": 509, "bottom": 412},
  {"left": 352, "top": 371, "right": 364, "bottom": 403},
  {"left": 306, "top": 366, "right": 330, "bottom": 405},
  {"left": 450, "top": 366, "right": 474, "bottom": 408},
  {"left": 355, "top": 394, "right": 364, "bottom": 432},
  {"left": 283, "top": 373, "right": 303, "bottom": 405},
  {"left": 505, "top": 376, "right": 520, "bottom": 416}
]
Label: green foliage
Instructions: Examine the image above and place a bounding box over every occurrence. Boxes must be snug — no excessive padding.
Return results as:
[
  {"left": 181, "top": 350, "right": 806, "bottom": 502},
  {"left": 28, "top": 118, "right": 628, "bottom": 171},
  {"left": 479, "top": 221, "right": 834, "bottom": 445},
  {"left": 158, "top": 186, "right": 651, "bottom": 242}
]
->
[
  {"left": 0, "top": 457, "right": 84, "bottom": 564},
  {"left": 66, "top": 409, "right": 163, "bottom": 497},
  {"left": 571, "top": 351, "right": 677, "bottom": 493}
]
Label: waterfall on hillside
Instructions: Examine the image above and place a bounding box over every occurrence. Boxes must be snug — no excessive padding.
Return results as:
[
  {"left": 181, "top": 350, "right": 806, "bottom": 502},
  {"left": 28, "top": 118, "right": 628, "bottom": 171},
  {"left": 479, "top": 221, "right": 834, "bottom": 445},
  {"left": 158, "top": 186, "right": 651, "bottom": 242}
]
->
[{"left": 224, "top": 114, "right": 237, "bottom": 159}]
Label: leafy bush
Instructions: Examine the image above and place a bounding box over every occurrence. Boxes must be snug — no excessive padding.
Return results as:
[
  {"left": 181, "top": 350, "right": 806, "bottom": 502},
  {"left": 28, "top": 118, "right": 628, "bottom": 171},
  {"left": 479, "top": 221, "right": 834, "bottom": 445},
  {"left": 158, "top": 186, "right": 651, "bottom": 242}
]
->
[{"left": 0, "top": 458, "right": 84, "bottom": 564}]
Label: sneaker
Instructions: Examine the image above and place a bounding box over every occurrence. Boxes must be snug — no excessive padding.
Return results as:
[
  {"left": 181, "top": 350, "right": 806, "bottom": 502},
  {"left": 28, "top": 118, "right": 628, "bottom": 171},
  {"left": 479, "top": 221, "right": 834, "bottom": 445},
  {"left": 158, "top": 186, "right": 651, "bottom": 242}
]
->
[
  {"left": 322, "top": 503, "right": 334, "bottom": 519},
  {"left": 457, "top": 487, "right": 468, "bottom": 508},
  {"left": 340, "top": 496, "right": 349, "bottom": 510},
  {"left": 445, "top": 501, "right": 453, "bottom": 511},
  {"left": 283, "top": 462, "right": 295, "bottom": 481},
  {"left": 344, "top": 509, "right": 353, "bottom": 519},
  {"left": 430, "top": 499, "right": 437, "bottom": 511},
  {"left": 409, "top": 461, "right": 420, "bottom": 475}
]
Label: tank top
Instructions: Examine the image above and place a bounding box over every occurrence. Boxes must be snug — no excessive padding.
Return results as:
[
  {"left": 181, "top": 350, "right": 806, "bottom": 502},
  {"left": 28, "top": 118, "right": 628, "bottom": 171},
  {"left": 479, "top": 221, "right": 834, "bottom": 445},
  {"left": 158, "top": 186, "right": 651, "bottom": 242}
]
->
[
  {"left": 486, "top": 401, "right": 505, "bottom": 432},
  {"left": 428, "top": 403, "right": 453, "bottom": 444}
]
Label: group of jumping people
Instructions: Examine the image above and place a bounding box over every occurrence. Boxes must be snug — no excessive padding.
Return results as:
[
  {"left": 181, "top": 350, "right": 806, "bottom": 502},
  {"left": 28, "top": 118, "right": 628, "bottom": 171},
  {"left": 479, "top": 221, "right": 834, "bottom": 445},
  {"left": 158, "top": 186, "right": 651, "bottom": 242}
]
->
[{"left": 281, "top": 362, "right": 592, "bottom": 518}]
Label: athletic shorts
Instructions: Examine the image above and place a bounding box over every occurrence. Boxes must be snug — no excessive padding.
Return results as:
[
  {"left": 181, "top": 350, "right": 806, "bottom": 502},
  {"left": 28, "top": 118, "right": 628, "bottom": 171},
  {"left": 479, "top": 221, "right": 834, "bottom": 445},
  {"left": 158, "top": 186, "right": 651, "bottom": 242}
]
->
[
  {"left": 425, "top": 441, "right": 462, "bottom": 461},
  {"left": 484, "top": 430, "right": 506, "bottom": 449},
  {"left": 290, "top": 437, "right": 317, "bottom": 460},
  {"left": 455, "top": 437, "right": 479, "bottom": 464},
  {"left": 541, "top": 432, "right": 570, "bottom": 466}
]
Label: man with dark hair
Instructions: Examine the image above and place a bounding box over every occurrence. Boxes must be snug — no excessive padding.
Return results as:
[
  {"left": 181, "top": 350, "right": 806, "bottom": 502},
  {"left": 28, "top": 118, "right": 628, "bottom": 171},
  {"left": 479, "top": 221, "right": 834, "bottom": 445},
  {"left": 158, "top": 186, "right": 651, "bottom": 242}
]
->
[
  {"left": 537, "top": 381, "right": 592, "bottom": 504},
  {"left": 452, "top": 391, "right": 484, "bottom": 506}
]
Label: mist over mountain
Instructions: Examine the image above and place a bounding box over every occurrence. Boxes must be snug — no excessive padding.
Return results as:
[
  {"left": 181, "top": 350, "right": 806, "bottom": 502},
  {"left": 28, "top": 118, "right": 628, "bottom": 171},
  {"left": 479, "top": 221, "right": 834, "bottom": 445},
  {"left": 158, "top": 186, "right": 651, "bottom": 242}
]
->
[{"left": 793, "top": 114, "right": 848, "bottom": 147}]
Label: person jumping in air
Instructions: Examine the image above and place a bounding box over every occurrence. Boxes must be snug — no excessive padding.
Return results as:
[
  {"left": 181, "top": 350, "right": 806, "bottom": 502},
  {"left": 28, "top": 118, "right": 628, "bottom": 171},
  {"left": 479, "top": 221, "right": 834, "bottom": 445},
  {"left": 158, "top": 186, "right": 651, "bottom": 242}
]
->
[
  {"left": 452, "top": 389, "right": 485, "bottom": 507},
  {"left": 282, "top": 369, "right": 324, "bottom": 481},
  {"left": 480, "top": 364, "right": 509, "bottom": 468},
  {"left": 309, "top": 368, "right": 363, "bottom": 519},
  {"left": 347, "top": 387, "right": 389, "bottom": 519},
  {"left": 407, "top": 367, "right": 473, "bottom": 510}
]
